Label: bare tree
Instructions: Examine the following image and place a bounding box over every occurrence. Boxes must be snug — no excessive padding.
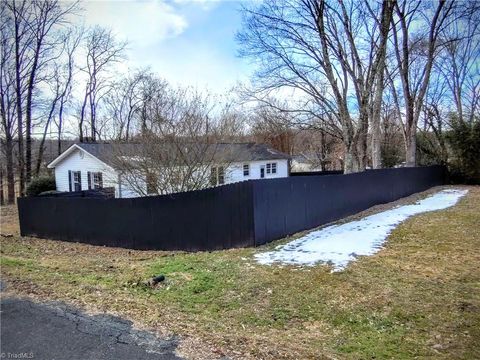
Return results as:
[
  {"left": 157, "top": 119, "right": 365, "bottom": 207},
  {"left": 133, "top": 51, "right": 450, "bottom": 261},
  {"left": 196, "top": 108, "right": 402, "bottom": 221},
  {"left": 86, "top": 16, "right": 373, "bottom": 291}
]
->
[
  {"left": 251, "top": 105, "right": 297, "bottom": 155},
  {"left": 105, "top": 69, "right": 160, "bottom": 140},
  {"left": 0, "top": 2, "right": 17, "bottom": 203},
  {"left": 436, "top": 2, "right": 480, "bottom": 124},
  {"left": 367, "top": 0, "right": 396, "bottom": 169},
  {"left": 2, "top": 0, "right": 78, "bottom": 196},
  {"left": 8, "top": 0, "right": 29, "bottom": 196},
  {"left": 110, "top": 86, "right": 237, "bottom": 195},
  {"left": 54, "top": 26, "right": 82, "bottom": 155},
  {"left": 79, "top": 26, "right": 126, "bottom": 142},
  {"left": 238, "top": 0, "right": 395, "bottom": 173},
  {"left": 23, "top": 0, "right": 78, "bottom": 183},
  {"left": 388, "top": 0, "right": 455, "bottom": 166},
  {"left": 34, "top": 64, "right": 61, "bottom": 175}
]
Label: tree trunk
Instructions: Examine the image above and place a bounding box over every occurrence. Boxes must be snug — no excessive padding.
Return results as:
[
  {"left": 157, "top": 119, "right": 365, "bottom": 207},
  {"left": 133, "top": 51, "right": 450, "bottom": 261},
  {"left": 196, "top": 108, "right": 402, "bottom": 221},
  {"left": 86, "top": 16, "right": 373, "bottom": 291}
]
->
[
  {"left": 371, "top": 79, "right": 384, "bottom": 169},
  {"left": 25, "top": 49, "right": 40, "bottom": 184},
  {"left": 405, "top": 126, "right": 416, "bottom": 167},
  {"left": 35, "top": 140, "right": 46, "bottom": 175},
  {"left": 350, "top": 106, "right": 368, "bottom": 172},
  {"left": 58, "top": 101, "right": 64, "bottom": 155},
  {"left": 36, "top": 96, "right": 58, "bottom": 175},
  {"left": 90, "top": 91, "right": 96, "bottom": 140},
  {"left": 5, "top": 137, "right": 15, "bottom": 204},
  {"left": 14, "top": 8, "right": 25, "bottom": 196},
  {"left": 371, "top": 0, "right": 395, "bottom": 169},
  {"left": 0, "top": 167, "right": 4, "bottom": 205},
  {"left": 344, "top": 142, "right": 356, "bottom": 174},
  {"left": 371, "top": 122, "right": 382, "bottom": 169},
  {"left": 35, "top": 125, "right": 49, "bottom": 175},
  {"left": 79, "top": 92, "right": 88, "bottom": 142}
]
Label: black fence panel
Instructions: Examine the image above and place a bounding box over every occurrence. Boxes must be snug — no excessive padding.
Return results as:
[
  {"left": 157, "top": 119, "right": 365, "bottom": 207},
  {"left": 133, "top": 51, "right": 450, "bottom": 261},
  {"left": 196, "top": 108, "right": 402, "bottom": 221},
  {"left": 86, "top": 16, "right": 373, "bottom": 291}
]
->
[
  {"left": 38, "top": 187, "right": 115, "bottom": 198},
  {"left": 290, "top": 170, "right": 343, "bottom": 176},
  {"left": 18, "top": 166, "right": 445, "bottom": 251},
  {"left": 18, "top": 181, "right": 255, "bottom": 251},
  {"left": 252, "top": 166, "right": 446, "bottom": 245}
]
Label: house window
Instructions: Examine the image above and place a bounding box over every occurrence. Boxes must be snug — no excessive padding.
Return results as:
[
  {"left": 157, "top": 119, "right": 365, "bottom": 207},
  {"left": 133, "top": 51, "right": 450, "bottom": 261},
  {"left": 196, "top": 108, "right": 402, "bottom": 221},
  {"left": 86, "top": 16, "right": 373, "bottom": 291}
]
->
[
  {"left": 266, "top": 162, "right": 277, "bottom": 174},
  {"left": 210, "top": 167, "right": 217, "bottom": 186},
  {"left": 88, "top": 171, "right": 103, "bottom": 190},
  {"left": 210, "top": 166, "right": 225, "bottom": 186},
  {"left": 69, "top": 171, "right": 81, "bottom": 192},
  {"left": 243, "top": 164, "right": 249, "bottom": 176},
  {"left": 93, "top": 172, "right": 103, "bottom": 189},
  {"left": 218, "top": 167, "right": 225, "bottom": 184}
]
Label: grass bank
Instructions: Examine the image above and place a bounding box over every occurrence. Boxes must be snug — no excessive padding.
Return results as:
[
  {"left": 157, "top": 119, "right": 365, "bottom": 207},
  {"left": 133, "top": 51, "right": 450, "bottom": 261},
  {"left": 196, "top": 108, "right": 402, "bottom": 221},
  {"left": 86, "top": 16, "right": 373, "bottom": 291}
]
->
[{"left": 1, "top": 186, "right": 479, "bottom": 359}]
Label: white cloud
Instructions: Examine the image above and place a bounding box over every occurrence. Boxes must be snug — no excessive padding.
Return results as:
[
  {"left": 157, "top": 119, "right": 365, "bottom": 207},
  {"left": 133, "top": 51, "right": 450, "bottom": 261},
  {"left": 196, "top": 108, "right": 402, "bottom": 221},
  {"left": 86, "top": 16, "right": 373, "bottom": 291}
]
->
[
  {"left": 73, "top": 0, "right": 249, "bottom": 94},
  {"left": 82, "top": 0, "right": 188, "bottom": 46},
  {"left": 173, "top": 0, "right": 220, "bottom": 11}
]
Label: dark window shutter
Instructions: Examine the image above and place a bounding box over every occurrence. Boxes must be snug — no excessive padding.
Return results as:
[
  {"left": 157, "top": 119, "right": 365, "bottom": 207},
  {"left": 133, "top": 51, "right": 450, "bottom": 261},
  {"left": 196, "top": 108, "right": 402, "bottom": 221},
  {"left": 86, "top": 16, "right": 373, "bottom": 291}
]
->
[
  {"left": 98, "top": 173, "right": 103, "bottom": 188},
  {"left": 87, "top": 172, "right": 91, "bottom": 190},
  {"left": 68, "top": 170, "right": 72, "bottom": 192},
  {"left": 78, "top": 172, "right": 82, "bottom": 191}
]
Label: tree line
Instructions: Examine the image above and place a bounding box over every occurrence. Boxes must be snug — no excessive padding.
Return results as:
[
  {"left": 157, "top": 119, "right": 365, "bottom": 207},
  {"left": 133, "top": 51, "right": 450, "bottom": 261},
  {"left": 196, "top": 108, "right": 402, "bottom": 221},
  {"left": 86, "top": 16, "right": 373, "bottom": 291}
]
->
[
  {"left": 237, "top": 0, "right": 479, "bottom": 174},
  {"left": 1, "top": 0, "right": 479, "bottom": 204}
]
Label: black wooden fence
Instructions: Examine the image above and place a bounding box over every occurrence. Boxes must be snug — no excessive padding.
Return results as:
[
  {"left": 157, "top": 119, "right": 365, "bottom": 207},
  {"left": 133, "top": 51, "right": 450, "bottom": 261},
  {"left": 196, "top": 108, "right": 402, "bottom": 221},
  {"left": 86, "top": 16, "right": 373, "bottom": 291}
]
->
[
  {"left": 39, "top": 187, "right": 115, "bottom": 199},
  {"left": 18, "top": 166, "right": 446, "bottom": 251},
  {"left": 252, "top": 166, "right": 446, "bottom": 245},
  {"left": 290, "top": 170, "right": 343, "bottom": 176}
]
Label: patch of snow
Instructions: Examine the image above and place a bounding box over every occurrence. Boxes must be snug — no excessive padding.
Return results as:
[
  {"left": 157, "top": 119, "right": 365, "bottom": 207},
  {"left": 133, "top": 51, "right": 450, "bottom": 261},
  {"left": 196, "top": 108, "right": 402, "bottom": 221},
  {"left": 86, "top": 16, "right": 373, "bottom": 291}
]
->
[{"left": 254, "top": 189, "right": 468, "bottom": 271}]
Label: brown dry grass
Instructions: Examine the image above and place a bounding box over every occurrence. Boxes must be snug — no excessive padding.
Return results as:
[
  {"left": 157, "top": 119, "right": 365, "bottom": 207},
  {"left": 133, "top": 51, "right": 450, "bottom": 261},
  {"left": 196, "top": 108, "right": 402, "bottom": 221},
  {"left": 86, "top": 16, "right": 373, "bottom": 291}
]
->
[{"left": 1, "top": 185, "right": 479, "bottom": 359}]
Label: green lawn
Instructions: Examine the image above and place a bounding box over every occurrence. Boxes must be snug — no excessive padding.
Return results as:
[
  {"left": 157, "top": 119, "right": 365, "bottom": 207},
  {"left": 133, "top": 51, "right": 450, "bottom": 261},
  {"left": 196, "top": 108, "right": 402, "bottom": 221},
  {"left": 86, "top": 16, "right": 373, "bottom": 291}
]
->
[{"left": 1, "top": 186, "right": 479, "bottom": 359}]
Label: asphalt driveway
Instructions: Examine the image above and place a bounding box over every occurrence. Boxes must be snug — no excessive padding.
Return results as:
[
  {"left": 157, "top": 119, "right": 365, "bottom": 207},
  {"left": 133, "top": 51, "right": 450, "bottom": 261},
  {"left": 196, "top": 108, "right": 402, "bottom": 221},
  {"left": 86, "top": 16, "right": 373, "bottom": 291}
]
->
[{"left": 0, "top": 293, "right": 182, "bottom": 360}]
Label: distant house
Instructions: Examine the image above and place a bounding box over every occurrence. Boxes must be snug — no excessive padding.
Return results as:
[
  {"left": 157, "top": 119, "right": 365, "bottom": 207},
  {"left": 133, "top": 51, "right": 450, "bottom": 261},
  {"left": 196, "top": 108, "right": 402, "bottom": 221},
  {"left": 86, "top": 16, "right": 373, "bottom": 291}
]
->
[
  {"left": 291, "top": 153, "right": 322, "bottom": 172},
  {"left": 47, "top": 142, "right": 290, "bottom": 198}
]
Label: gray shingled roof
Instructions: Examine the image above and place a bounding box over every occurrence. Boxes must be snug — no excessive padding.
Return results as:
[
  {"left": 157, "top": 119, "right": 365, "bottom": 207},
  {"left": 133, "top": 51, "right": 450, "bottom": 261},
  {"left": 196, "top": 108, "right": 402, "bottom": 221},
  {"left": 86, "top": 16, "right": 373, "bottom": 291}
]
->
[{"left": 76, "top": 142, "right": 289, "bottom": 168}]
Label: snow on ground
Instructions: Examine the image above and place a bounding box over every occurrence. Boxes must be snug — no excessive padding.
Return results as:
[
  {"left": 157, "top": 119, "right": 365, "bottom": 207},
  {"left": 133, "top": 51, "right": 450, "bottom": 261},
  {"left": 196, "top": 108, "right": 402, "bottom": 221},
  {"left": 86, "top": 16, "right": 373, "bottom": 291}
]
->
[{"left": 254, "top": 189, "right": 468, "bottom": 271}]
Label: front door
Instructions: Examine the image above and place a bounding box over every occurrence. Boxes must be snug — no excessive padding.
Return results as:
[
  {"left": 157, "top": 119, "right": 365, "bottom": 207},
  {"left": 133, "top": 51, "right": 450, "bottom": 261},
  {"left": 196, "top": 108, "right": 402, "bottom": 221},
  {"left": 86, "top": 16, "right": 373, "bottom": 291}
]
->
[{"left": 260, "top": 165, "right": 265, "bottom": 178}]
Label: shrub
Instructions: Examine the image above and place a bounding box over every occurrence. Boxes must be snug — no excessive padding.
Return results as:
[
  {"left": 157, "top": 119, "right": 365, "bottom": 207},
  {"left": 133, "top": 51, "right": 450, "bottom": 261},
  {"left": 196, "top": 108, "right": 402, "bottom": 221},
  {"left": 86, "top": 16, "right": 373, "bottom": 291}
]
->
[
  {"left": 446, "top": 118, "right": 480, "bottom": 184},
  {"left": 26, "top": 176, "right": 56, "bottom": 197},
  {"left": 416, "top": 131, "right": 448, "bottom": 166}
]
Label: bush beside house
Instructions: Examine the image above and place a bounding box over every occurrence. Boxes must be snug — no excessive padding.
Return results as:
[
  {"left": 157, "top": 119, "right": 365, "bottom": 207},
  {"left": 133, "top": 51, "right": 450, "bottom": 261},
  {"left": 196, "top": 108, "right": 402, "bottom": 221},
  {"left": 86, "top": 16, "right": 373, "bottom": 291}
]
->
[{"left": 26, "top": 176, "right": 56, "bottom": 197}]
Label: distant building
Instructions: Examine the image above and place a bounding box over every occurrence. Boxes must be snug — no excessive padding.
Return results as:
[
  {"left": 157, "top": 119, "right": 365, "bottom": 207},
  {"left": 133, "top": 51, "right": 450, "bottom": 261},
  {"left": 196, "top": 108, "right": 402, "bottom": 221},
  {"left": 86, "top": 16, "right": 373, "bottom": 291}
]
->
[{"left": 291, "top": 153, "right": 323, "bottom": 172}]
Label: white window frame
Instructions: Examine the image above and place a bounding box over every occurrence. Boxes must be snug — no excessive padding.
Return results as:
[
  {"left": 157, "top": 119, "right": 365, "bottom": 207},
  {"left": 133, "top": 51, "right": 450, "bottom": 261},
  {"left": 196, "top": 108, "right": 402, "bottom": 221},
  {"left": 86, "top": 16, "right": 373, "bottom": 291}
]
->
[
  {"left": 92, "top": 172, "right": 103, "bottom": 190},
  {"left": 266, "top": 162, "right": 277, "bottom": 175},
  {"left": 243, "top": 164, "right": 249, "bottom": 176},
  {"left": 210, "top": 166, "right": 225, "bottom": 186},
  {"left": 72, "top": 171, "right": 81, "bottom": 191}
]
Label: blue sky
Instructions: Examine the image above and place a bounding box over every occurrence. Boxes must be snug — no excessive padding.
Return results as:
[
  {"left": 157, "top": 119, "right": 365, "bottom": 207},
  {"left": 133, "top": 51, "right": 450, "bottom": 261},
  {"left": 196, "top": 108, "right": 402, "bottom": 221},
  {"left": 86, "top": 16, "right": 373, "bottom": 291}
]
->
[{"left": 81, "top": 0, "right": 252, "bottom": 93}]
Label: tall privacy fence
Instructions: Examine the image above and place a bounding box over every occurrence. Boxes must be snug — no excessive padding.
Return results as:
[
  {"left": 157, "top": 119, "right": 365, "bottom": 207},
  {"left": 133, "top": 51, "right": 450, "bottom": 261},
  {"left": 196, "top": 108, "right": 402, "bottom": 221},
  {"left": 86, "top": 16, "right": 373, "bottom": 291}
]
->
[{"left": 18, "top": 166, "right": 446, "bottom": 251}]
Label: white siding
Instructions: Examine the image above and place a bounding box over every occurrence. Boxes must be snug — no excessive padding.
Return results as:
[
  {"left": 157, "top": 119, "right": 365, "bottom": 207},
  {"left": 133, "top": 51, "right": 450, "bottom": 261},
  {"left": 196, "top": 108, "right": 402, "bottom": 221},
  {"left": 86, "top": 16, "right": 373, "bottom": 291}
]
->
[
  {"left": 118, "top": 171, "right": 147, "bottom": 198},
  {"left": 225, "top": 159, "right": 289, "bottom": 184},
  {"left": 54, "top": 148, "right": 119, "bottom": 194},
  {"left": 54, "top": 148, "right": 143, "bottom": 198},
  {"left": 53, "top": 148, "right": 289, "bottom": 197}
]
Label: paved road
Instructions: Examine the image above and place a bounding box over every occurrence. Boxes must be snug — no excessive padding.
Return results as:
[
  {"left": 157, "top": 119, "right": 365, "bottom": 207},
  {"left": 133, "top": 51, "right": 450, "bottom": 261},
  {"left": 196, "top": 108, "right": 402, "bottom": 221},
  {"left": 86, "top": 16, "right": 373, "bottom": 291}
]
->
[{"left": 0, "top": 294, "right": 182, "bottom": 360}]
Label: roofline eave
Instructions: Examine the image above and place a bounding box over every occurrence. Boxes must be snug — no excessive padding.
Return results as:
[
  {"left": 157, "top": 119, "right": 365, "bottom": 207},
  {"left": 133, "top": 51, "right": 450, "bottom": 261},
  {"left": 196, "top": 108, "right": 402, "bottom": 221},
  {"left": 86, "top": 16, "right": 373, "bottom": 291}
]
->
[{"left": 47, "top": 144, "right": 116, "bottom": 172}]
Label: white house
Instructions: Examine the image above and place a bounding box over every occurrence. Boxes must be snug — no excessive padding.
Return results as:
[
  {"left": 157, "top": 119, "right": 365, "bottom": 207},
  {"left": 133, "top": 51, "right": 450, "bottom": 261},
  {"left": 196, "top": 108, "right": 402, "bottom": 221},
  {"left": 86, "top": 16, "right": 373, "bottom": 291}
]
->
[{"left": 47, "top": 142, "right": 291, "bottom": 198}]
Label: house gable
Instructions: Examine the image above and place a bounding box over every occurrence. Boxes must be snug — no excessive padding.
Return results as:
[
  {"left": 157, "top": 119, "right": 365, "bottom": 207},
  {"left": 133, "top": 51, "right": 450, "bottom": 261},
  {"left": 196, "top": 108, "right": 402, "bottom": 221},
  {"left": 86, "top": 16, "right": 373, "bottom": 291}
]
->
[
  {"left": 52, "top": 146, "right": 118, "bottom": 194},
  {"left": 48, "top": 144, "right": 114, "bottom": 171}
]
